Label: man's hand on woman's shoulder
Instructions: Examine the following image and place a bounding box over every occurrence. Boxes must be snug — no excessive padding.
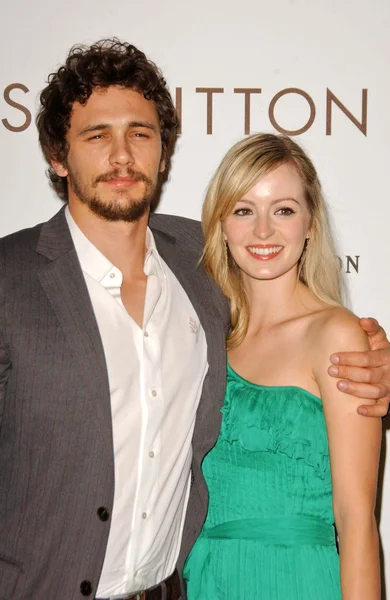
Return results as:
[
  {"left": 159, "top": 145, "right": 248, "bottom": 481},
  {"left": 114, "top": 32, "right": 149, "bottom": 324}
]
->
[{"left": 328, "top": 317, "right": 390, "bottom": 417}]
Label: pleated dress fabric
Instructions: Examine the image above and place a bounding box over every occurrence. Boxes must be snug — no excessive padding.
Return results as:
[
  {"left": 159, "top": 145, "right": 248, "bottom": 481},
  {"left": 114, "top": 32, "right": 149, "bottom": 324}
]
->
[{"left": 184, "top": 364, "right": 341, "bottom": 600}]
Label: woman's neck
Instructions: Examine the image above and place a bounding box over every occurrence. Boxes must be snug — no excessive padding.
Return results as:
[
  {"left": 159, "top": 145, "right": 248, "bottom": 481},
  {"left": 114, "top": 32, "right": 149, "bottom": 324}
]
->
[{"left": 242, "top": 269, "right": 321, "bottom": 332}]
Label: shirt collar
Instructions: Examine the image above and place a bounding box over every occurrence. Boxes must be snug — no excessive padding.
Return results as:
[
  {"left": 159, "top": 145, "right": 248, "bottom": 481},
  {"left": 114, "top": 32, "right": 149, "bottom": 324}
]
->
[{"left": 144, "top": 227, "right": 165, "bottom": 278}]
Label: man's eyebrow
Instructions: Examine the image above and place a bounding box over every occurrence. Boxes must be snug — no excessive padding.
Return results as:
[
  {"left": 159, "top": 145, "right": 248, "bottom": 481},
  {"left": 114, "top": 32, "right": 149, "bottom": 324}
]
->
[
  {"left": 129, "top": 120, "right": 158, "bottom": 132},
  {"left": 78, "top": 121, "right": 158, "bottom": 136}
]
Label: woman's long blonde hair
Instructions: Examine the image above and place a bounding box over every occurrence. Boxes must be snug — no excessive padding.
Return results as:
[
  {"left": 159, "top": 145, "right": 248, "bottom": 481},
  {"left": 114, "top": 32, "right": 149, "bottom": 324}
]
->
[{"left": 201, "top": 133, "right": 343, "bottom": 348}]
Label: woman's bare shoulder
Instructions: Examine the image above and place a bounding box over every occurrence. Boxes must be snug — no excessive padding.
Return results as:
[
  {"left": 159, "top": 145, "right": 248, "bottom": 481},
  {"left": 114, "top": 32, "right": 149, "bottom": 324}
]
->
[{"left": 308, "top": 306, "right": 369, "bottom": 374}]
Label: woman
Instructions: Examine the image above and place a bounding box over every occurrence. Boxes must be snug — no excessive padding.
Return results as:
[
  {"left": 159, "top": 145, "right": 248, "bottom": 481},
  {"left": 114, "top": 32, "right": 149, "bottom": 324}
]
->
[{"left": 183, "top": 133, "right": 381, "bottom": 599}]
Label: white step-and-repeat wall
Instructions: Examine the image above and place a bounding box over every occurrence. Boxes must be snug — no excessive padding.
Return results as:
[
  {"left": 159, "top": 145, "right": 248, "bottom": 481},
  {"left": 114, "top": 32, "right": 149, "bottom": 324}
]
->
[{"left": 1, "top": 0, "right": 389, "bottom": 592}]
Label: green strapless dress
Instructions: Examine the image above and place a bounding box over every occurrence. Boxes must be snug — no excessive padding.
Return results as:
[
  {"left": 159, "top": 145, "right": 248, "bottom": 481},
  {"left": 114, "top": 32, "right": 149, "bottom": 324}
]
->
[{"left": 184, "top": 364, "right": 341, "bottom": 599}]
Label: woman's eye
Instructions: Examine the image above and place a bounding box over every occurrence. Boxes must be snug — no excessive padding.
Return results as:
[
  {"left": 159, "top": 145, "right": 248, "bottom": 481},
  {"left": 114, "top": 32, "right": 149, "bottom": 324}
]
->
[
  {"left": 233, "top": 208, "right": 252, "bottom": 216},
  {"left": 276, "top": 207, "right": 294, "bottom": 216}
]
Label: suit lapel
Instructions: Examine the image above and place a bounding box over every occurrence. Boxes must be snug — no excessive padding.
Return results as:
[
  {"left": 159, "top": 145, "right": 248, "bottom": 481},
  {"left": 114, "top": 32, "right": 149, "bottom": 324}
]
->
[{"left": 37, "top": 209, "right": 113, "bottom": 456}]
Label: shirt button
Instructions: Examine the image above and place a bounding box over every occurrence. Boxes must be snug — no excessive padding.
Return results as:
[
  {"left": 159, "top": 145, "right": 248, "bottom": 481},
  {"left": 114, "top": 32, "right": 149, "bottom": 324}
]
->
[
  {"left": 149, "top": 451, "right": 155, "bottom": 458},
  {"left": 80, "top": 580, "right": 93, "bottom": 596},
  {"left": 144, "top": 331, "right": 149, "bottom": 337},
  {"left": 151, "top": 389, "right": 157, "bottom": 397},
  {"left": 110, "top": 272, "right": 115, "bottom": 279},
  {"left": 142, "top": 512, "right": 147, "bottom": 519},
  {"left": 97, "top": 506, "right": 110, "bottom": 521}
]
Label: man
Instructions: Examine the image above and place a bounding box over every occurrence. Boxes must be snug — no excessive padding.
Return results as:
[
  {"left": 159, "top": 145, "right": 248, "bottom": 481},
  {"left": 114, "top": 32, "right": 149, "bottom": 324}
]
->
[{"left": 0, "top": 39, "right": 388, "bottom": 600}]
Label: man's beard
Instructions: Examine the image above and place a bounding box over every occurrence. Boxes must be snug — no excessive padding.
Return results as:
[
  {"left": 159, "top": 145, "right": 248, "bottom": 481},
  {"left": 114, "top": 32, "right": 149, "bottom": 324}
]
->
[{"left": 67, "top": 166, "right": 157, "bottom": 223}]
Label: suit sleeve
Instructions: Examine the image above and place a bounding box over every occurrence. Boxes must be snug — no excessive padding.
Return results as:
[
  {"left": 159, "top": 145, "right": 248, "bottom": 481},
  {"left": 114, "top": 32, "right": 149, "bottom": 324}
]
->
[
  {"left": 0, "top": 337, "right": 10, "bottom": 424},
  {"left": 0, "top": 240, "right": 11, "bottom": 423}
]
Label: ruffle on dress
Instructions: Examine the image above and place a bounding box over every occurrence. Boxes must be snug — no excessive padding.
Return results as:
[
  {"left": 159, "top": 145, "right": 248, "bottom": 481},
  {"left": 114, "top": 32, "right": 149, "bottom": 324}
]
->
[{"left": 222, "top": 368, "right": 330, "bottom": 479}]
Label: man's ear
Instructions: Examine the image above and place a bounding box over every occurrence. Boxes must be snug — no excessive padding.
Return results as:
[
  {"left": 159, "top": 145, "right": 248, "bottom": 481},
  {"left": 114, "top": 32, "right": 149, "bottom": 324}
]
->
[
  {"left": 159, "top": 149, "right": 166, "bottom": 174},
  {"left": 51, "top": 159, "right": 68, "bottom": 178}
]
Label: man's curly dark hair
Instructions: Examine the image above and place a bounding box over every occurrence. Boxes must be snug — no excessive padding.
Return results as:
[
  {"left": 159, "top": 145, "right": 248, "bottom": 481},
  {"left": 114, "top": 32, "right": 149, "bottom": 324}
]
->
[{"left": 36, "top": 38, "right": 178, "bottom": 200}]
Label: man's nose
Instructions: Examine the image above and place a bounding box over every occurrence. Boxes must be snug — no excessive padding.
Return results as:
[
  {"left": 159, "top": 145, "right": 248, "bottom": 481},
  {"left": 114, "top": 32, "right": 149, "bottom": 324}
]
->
[{"left": 109, "top": 137, "right": 135, "bottom": 166}]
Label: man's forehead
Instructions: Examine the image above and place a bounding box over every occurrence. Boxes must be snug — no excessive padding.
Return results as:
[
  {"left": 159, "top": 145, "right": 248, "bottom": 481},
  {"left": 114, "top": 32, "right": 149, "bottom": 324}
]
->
[{"left": 70, "top": 86, "right": 159, "bottom": 122}]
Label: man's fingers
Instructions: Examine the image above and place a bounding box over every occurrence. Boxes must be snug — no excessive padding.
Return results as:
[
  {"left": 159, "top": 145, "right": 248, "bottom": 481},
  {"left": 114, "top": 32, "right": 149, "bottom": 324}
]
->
[
  {"left": 328, "top": 364, "right": 384, "bottom": 384},
  {"left": 358, "top": 401, "right": 390, "bottom": 418},
  {"left": 330, "top": 350, "right": 386, "bottom": 369},
  {"left": 335, "top": 379, "right": 388, "bottom": 400}
]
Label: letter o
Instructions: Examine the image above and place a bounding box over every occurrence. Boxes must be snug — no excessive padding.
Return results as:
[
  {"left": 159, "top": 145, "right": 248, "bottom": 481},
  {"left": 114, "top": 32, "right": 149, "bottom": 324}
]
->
[{"left": 269, "top": 88, "right": 316, "bottom": 136}]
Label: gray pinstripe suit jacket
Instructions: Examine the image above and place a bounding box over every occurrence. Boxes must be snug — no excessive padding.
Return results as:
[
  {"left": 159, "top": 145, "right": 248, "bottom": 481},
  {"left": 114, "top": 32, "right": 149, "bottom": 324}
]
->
[{"left": 0, "top": 207, "right": 229, "bottom": 600}]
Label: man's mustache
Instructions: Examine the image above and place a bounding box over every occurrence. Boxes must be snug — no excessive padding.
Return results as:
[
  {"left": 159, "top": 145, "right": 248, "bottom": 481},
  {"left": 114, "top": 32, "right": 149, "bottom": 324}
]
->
[{"left": 94, "top": 168, "right": 152, "bottom": 185}]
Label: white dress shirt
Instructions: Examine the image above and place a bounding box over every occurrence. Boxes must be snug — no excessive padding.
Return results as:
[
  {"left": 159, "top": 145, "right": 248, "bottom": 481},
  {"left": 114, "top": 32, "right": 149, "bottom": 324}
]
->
[{"left": 65, "top": 208, "right": 208, "bottom": 598}]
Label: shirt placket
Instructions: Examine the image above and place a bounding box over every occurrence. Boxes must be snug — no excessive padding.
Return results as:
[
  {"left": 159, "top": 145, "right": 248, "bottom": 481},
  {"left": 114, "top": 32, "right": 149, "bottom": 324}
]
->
[{"left": 131, "top": 263, "right": 164, "bottom": 586}]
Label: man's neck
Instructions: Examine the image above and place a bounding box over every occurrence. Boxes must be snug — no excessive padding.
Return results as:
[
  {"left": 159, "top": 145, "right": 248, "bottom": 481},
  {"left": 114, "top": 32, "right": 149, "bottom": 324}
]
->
[{"left": 68, "top": 201, "right": 149, "bottom": 279}]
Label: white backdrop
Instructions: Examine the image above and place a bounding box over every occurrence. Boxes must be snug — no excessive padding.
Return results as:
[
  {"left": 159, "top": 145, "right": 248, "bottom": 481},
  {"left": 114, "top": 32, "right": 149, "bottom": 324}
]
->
[{"left": 1, "top": 0, "right": 389, "bottom": 593}]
